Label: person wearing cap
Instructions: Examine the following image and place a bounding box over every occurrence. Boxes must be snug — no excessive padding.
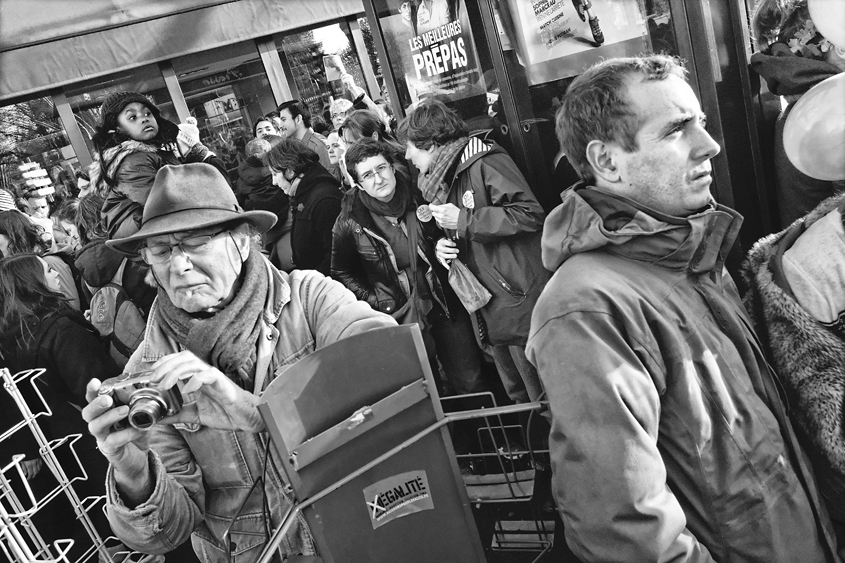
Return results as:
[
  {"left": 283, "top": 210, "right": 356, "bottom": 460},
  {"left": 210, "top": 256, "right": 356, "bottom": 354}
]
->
[
  {"left": 91, "top": 91, "right": 227, "bottom": 239},
  {"left": 81, "top": 162, "right": 395, "bottom": 562}
]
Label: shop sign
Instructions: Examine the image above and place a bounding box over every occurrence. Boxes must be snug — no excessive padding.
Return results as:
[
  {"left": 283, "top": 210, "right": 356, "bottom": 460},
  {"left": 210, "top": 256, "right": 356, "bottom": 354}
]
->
[{"left": 379, "top": 0, "right": 484, "bottom": 104}]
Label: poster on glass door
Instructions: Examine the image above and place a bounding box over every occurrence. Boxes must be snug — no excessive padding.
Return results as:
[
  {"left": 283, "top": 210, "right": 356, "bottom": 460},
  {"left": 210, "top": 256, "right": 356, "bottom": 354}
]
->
[
  {"left": 499, "top": 0, "right": 650, "bottom": 85},
  {"left": 380, "top": 0, "right": 485, "bottom": 106}
]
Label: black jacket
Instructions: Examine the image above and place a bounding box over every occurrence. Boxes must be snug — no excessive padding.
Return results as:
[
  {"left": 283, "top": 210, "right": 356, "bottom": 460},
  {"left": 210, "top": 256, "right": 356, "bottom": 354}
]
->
[
  {"left": 0, "top": 310, "right": 119, "bottom": 484},
  {"left": 75, "top": 239, "right": 156, "bottom": 316},
  {"left": 290, "top": 163, "right": 342, "bottom": 275},
  {"left": 445, "top": 139, "right": 549, "bottom": 346},
  {"left": 236, "top": 156, "right": 290, "bottom": 246},
  {"left": 331, "top": 183, "right": 455, "bottom": 318}
]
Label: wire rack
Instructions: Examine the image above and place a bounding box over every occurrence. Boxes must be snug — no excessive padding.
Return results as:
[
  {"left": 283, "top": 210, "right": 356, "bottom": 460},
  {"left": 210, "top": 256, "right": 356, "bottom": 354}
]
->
[{"left": 0, "top": 367, "right": 158, "bottom": 563}]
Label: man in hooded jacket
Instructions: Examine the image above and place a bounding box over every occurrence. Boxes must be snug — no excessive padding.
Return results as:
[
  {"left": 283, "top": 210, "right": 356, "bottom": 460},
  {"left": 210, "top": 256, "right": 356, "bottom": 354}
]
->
[{"left": 526, "top": 54, "right": 840, "bottom": 562}]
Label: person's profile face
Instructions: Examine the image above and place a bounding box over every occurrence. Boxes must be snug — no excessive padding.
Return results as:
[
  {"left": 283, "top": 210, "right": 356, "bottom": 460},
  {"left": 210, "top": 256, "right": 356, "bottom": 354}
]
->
[
  {"left": 146, "top": 227, "right": 245, "bottom": 314},
  {"left": 277, "top": 109, "right": 300, "bottom": 138},
  {"left": 116, "top": 102, "right": 158, "bottom": 142},
  {"left": 355, "top": 155, "right": 396, "bottom": 202},
  {"left": 271, "top": 168, "right": 297, "bottom": 195},
  {"left": 327, "top": 133, "right": 346, "bottom": 164},
  {"left": 607, "top": 75, "right": 720, "bottom": 217},
  {"left": 38, "top": 256, "right": 62, "bottom": 292},
  {"left": 405, "top": 141, "right": 436, "bottom": 175}
]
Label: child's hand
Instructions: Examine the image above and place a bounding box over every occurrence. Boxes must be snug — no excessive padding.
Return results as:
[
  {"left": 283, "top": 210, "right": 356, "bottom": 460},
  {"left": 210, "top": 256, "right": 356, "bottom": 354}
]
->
[{"left": 176, "top": 119, "right": 201, "bottom": 157}]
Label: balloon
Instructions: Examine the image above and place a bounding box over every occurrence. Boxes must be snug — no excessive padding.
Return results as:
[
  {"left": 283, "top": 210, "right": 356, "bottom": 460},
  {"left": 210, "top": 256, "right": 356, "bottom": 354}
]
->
[
  {"left": 809, "top": 0, "right": 845, "bottom": 50},
  {"left": 783, "top": 73, "right": 845, "bottom": 181}
]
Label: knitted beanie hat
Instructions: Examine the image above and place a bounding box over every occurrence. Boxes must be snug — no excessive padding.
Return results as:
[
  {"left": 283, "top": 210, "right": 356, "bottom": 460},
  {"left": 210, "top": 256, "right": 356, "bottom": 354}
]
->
[{"left": 99, "top": 91, "right": 159, "bottom": 130}]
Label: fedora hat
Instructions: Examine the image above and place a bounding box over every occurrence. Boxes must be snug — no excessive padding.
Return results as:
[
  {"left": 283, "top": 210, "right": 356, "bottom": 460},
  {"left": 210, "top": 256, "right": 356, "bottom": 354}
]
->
[{"left": 107, "top": 163, "right": 276, "bottom": 254}]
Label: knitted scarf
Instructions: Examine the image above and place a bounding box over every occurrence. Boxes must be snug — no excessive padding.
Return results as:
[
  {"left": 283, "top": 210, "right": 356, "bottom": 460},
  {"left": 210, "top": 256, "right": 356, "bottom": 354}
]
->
[
  {"left": 155, "top": 243, "right": 268, "bottom": 387},
  {"left": 416, "top": 138, "right": 469, "bottom": 205},
  {"left": 358, "top": 171, "right": 412, "bottom": 218}
]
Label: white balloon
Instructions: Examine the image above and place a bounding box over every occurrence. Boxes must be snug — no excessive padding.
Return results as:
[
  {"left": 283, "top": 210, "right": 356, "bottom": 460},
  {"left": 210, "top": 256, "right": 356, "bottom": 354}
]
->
[{"left": 809, "top": 0, "right": 845, "bottom": 50}]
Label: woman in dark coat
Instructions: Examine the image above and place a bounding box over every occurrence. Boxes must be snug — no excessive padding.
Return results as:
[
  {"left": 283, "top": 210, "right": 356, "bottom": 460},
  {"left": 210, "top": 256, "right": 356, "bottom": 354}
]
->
[
  {"left": 331, "top": 139, "right": 485, "bottom": 395},
  {"left": 0, "top": 253, "right": 120, "bottom": 554},
  {"left": 265, "top": 137, "right": 342, "bottom": 275}
]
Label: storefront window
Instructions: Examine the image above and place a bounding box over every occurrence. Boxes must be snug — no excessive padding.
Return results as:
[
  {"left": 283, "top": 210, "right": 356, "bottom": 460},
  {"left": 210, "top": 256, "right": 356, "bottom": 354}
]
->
[
  {"left": 173, "top": 42, "right": 276, "bottom": 183},
  {"left": 277, "top": 22, "right": 369, "bottom": 131},
  {"left": 0, "top": 95, "right": 81, "bottom": 203},
  {"left": 65, "top": 65, "right": 176, "bottom": 158}
]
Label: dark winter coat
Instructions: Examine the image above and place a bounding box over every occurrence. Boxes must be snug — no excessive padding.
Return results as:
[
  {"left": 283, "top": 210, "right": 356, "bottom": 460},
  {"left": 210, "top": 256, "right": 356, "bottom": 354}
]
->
[
  {"left": 742, "top": 193, "right": 845, "bottom": 523},
  {"left": 528, "top": 185, "right": 840, "bottom": 562},
  {"left": 74, "top": 239, "right": 156, "bottom": 316},
  {"left": 235, "top": 156, "right": 290, "bottom": 246},
  {"left": 750, "top": 43, "right": 844, "bottom": 227},
  {"left": 445, "top": 138, "right": 549, "bottom": 346},
  {"left": 289, "top": 163, "right": 342, "bottom": 275},
  {"left": 331, "top": 180, "right": 453, "bottom": 318},
  {"left": 0, "top": 310, "right": 119, "bottom": 497},
  {"left": 99, "top": 141, "right": 229, "bottom": 239}
]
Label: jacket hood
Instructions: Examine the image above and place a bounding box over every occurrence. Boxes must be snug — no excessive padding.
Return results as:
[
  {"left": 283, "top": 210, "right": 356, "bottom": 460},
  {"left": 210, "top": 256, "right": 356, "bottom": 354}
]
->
[
  {"left": 742, "top": 193, "right": 845, "bottom": 327},
  {"left": 74, "top": 239, "right": 124, "bottom": 287},
  {"left": 542, "top": 185, "right": 742, "bottom": 275},
  {"left": 750, "top": 43, "right": 840, "bottom": 97},
  {"left": 454, "top": 137, "right": 506, "bottom": 176},
  {"left": 237, "top": 156, "right": 271, "bottom": 188}
]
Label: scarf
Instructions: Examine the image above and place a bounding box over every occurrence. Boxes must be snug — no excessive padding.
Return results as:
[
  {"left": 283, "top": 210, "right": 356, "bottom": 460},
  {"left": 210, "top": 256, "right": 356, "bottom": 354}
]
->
[
  {"left": 416, "top": 137, "right": 470, "bottom": 205},
  {"left": 358, "top": 171, "right": 412, "bottom": 217},
  {"left": 155, "top": 243, "right": 268, "bottom": 387},
  {"left": 90, "top": 140, "right": 159, "bottom": 196}
]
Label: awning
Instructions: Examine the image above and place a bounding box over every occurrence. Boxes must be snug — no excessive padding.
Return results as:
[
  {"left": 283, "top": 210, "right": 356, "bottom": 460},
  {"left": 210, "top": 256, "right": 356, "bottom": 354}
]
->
[{"left": 0, "top": 0, "right": 364, "bottom": 102}]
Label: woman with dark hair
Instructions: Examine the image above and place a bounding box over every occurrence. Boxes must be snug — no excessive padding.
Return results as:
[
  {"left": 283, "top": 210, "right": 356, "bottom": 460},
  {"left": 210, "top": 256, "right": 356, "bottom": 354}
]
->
[
  {"left": 340, "top": 110, "right": 416, "bottom": 186},
  {"left": 332, "top": 139, "right": 486, "bottom": 396},
  {"left": 264, "top": 138, "right": 342, "bottom": 274},
  {"left": 73, "top": 193, "right": 157, "bottom": 316},
  {"left": 0, "top": 210, "right": 81, "bottom": 310},
  {"left": 0, "top": 253, "right": 119, "bottom": 555},
  {"left": 90, "top": 91, "right": 224, "bottom": 239}
]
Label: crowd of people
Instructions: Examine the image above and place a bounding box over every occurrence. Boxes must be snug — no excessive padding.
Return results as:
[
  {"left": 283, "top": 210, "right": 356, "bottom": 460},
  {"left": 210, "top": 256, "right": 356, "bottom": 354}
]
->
[{"left": 1, "top": 1, "right": 845, "bottom": 562}]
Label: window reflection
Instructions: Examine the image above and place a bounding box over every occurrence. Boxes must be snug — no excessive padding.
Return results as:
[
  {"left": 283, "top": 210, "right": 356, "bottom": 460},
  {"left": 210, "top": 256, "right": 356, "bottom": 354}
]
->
[
  {"left": 0, "top": 95, "right": 81, "bottom": 204},
  {"left": 174, "top": 43, "right": 276, "bottom": 183},
  {"left": 278, "top": 23, "right": 368, "bottom": 132}
]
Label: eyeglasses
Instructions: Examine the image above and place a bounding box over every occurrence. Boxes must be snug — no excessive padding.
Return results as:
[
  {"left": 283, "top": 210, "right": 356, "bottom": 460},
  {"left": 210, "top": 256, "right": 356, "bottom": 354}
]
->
[
  {"left": 140, "top": 231, "right": 227, "bottom": 265},
  {"left": 358, "top": 163, "right": 394, "bottom": 184}
]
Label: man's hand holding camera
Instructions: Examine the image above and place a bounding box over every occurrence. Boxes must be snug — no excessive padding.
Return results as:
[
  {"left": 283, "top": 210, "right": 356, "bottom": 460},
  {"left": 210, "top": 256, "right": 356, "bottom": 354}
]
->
[
  {"left": 84, "top": 350, "right": 265, "bottom": 503},
  {"left": 153, "top": 351, "right": 265, "bottom": 433}
]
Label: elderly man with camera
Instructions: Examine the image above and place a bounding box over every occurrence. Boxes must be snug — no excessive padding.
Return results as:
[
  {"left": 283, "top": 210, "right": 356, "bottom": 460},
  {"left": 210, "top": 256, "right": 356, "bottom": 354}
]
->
[{"left": 82, "top": 163, "right": 395, "bottom": 563}]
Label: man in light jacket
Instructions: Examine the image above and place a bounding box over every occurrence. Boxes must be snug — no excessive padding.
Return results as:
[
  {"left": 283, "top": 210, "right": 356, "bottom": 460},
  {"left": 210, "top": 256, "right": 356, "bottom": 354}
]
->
[
  {"left": 526, "top": 54, "right": 840, "bottom": 562},
  {"left": 82, "top": 163, "right": 394, "bottom": 563}
]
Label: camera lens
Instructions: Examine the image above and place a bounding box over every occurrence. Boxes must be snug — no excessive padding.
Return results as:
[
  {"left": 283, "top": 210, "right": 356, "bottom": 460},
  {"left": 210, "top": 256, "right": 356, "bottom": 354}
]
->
[{"left": 128, "top": 389, "right": 168, "bottom": 430}]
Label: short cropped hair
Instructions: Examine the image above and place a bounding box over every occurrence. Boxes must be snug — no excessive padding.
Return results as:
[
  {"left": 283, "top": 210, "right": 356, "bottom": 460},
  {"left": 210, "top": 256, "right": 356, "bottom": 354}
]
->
[
  {"left": 555, "top": 54, "right": 687, "bottom": 183},
  {"left": 278, "top": 99, "right": 312, "bottom": 128},
  {"left": 264, "top": 138, "right": 319, "bottom": 176},
  {"left": 344, "top": 139, "right": 395, "bottom": 183},
  {"left": 330, "top": 98, "right": 354, "bottom": 118},
  {"left": 397, "top": 99, "right": 469, "bottom": 150},
  {"left": 245, "top": 138, "right": 272, "bottom": 158}
]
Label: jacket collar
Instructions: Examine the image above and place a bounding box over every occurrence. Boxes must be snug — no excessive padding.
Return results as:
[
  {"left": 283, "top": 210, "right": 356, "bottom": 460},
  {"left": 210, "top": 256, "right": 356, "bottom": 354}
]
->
[{"left": 542, "top": 184, "right": 743, "bottom": 275}]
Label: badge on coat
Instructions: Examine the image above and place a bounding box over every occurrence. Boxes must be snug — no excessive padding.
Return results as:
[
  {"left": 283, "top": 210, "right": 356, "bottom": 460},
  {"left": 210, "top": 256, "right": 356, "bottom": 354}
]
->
[
  {"left": 462, "top": 190, "right": 475, "bottom": 209},
  {"left": 416, "top": 204, "right": 433, "bottom": 222}
]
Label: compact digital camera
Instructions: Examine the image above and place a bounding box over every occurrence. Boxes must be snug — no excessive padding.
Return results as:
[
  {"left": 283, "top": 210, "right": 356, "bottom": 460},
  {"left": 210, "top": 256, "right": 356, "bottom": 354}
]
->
[{"left": 98, "top": 370, "right": 183, "bottom": 430}]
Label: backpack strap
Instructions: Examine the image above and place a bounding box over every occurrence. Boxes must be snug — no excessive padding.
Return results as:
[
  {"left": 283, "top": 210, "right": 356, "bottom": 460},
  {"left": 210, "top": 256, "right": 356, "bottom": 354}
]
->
[{"left": 112, "top": 258, "right": 128, "bottom": 285}]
